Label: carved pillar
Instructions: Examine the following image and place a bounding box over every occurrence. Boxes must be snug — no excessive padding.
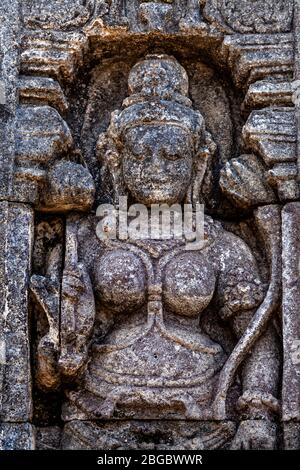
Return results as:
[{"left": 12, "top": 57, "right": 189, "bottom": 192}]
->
[
  {"left": 281, "top": 0, "right": 300, "bottom": 449},
  {"left": 0, "top": 0, "right": 35, "bottom": 449},
  {"left": 0, "top": 0, "right": 19, "bottom": 200},
  {"left": 0, "top": 0, "right": 93, "bottom": 450},
  {"left": 282, "top": 203, "right": 300, "bottom": 449}
]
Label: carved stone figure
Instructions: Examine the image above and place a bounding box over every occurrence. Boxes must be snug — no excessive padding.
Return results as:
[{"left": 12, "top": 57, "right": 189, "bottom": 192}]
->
[
  {"left": 107, "top": 0, "right": 204, "bottom": 31},
  {"left": 31, "top": 55, "right": 280, "bottom": 449}
]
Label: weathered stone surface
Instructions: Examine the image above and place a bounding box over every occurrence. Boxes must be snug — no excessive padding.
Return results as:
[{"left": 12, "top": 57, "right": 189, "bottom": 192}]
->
[
  {"left": 0, "top": 202, "right": 33, "bottom": 422},
  {"left": 243, "top": 108, "right": 297, "bottom": 166},
  {"left": 204, "top": 0, "right": 294, "bottom": 34},
  {"left": 30, "top": 218, "right": 64, "bottom": 393},
  {"left": 1, "top": 0, "right": 300, "bottom": 452},
  {"left": 41, "top": 161, "right": 95, "bottom": 213},
  {"left": 18, "top": 76, "right": 69, "bottom": 114},
  {"left": 0, "top": 102, "right": 95, "bottom": 210},
  {"left": 222, "top": 34, "right": 294, "bottom": 89},
  {"left": 21, "top": 31, "right": 89, "bottom": 84},
  {"left": 243, "top": 81, "right": 294, "bottom": 110},
  {"left": 243, "top": 108, "right": 298, "bottom": 201},
  {"left": 36, "top": 426, "right": 61, "bottom": 450},
  {"left": 220, "top": 154, "right": 277, "bottom": 209},
  {"left": 13, "top": 105, "right": 72, "bottom": 205},
  {"left": 26, "top": 55, "right": 281, "bottom": 451},
  {"left": 61, "top": 420, "right": 236, "bottom": 450},
  {"left": 0, "top": 423, "right": 35, "bottom": 450},
  {"left": 282, "top": 203, "right": 300, "bottom": 423},
  {"left": 284, "top": 422, "right": 300, "bottom": 450},
  {"left": 0, "top": 0, "right": 20, "bottom": 201}
]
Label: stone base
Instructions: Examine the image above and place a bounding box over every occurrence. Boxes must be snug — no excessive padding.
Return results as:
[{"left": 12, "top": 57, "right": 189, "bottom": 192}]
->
[{"left": 59, "top": 420, "right": 237, "bottom": 450}]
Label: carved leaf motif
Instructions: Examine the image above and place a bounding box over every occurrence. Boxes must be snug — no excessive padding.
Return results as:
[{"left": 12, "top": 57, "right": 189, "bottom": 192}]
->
[
  {"left": 204, "top": 0, "right": 294, "bottom": 33},
  {"left": 22, "top": 0, "right": 99, "bottom": 31}
]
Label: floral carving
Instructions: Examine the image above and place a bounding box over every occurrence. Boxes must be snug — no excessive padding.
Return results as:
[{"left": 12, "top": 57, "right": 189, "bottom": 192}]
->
[
  {"left": 22, "top": 0, "right": 99, "bottom": 31},
  {"left": 204, "top": 0, "right": 294, "bottom": 33}
]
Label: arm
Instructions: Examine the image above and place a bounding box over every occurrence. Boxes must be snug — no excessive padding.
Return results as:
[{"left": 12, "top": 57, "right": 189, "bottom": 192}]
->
[
  {"left": 31, "top": 217, "right": 96, "bottom": 390},
  {"left": 232, "top": 310, "right": 280, "bottom": 421},
  {"left": 231, "top": 310, "right": 280, "bottom": 449},
  {"left": 30, "top": 244, "right": 62, "bottom": 391},
  {"left": 59, "top": 261, "right": 96, "bottom": 381},
  {"left": 217, "top": 232, "right": 280, "bottom": 448},
  {"left": 59, "top": 216, "right": 96, "bottom": 381}
]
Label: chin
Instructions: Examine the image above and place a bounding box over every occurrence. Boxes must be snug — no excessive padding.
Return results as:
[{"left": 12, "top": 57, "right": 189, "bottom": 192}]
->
[{"left": 134, "top": 188, "right": 185, "bottom": 206}]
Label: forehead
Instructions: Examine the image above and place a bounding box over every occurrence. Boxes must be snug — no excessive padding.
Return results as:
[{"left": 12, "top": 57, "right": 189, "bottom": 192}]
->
[{"left": 124, "top": 124, "right": 191, "bottom": 142}]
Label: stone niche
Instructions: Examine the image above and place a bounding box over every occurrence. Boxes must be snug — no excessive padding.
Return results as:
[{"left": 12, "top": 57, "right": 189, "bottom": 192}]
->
[{"left": 0, "top": 0, "right": 300, "bottom": 450}]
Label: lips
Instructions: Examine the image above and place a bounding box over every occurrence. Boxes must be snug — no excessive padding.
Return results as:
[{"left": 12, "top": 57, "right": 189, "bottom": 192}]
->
[{"left": 142, "top": 176, "right": 171, "bottom": 185}]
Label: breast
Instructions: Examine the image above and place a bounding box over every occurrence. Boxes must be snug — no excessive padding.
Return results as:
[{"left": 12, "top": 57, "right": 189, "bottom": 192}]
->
[
  {"left": 163, "top": 252, "right": 216, "bottom": 317},
  {"left": 94, "top": 249, "right": 147, "bottom": 313}
]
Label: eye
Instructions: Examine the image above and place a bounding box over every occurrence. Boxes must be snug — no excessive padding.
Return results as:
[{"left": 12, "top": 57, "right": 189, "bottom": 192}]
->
[
  {"left": 162, "top": 146, "right": 186, "bottom": 161},
  {"left": 128, "top": 144, "right": 145, "bottom": 160},
  {"left": 163, "top": 152, "right": 182, "bottom": 161},
  {"left": 162, "top": 141, "right": 191, "bottom": 161}
]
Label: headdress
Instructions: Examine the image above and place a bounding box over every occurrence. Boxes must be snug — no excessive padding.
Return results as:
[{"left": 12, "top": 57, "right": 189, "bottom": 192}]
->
[{"left": 109, "top": 54, "right": 205, "bottom": 140}]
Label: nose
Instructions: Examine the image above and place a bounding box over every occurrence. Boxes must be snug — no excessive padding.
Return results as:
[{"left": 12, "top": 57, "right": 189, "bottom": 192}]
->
[{"left": 150, "top": 145, "right": 166, "bottom": 169}]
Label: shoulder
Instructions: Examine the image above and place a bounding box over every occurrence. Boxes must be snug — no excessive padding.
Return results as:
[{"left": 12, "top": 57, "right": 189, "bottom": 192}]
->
[{"left": 205, "top": 216, "right": 256, "bottom": 265}]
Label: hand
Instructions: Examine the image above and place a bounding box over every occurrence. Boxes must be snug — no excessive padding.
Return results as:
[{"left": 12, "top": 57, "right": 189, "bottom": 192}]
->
[
  {"left": 60, "top": 263, "right": 95, "bottom": 381},
  {"left": 45, "top": 161, "right": 95, "bottom": 212},
  {"left": 62, "top": 264, "right": 87, "bottom": 303},
  {"left": 231, "top": 420, "right": 277, "bottom": 450},
  {"left": 36, "top": 334, "right": 61, "bottom": 391},
  {"left": 59, "top": 350, "right": 87, "bottom": 380}
]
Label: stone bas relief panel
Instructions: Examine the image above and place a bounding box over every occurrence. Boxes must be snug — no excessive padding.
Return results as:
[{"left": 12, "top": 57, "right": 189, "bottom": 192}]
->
[
  {"left": 0, "top": 0, "right": 300, "bottom": 452},
  {"left": 30, "top": 55, "right": 282, "bottom": 450}
]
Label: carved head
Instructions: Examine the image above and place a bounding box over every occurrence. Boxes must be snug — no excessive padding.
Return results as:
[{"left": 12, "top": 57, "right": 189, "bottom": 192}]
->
[{"left": 97, "top": 54, "right": 215, "bottom": 206}]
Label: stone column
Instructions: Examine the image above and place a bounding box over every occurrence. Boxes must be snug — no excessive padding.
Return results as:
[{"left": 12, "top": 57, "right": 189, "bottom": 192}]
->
[
  {"left": 282, "top": 205, "right": 300, "bottom": 449},
  {"left": 282, "top": 0, "right": 300, "bottom": 449},
  {"left": 0, "top": 203, "right": 35, "bottom": 449},
  {"left": 0, "top": 1, "right": 35, "bottom": 449}
]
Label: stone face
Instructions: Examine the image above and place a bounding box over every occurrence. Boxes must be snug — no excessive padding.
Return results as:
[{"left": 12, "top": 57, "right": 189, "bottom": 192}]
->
[
  {"left": 1, "top": 0, "right": 300, "bottom": 452},
  {"left": 0, "top": 0, "right": 20, "bottom": 200}
]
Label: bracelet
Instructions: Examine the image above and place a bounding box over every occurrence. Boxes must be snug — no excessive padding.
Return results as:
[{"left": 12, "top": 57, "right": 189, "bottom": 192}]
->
[{"left": 237, "top": 390, "right": 280, "bottom": 415}]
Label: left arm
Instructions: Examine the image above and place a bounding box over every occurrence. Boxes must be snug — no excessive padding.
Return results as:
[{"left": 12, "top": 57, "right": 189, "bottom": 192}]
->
[{"left": 217, "top": 232, "right": 280, "bottom": 449}]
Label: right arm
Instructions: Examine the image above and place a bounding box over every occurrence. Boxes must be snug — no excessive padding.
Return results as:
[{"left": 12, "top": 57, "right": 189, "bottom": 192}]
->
[{"left": 59, "top": 262, "right": 96, "bottom": 380}]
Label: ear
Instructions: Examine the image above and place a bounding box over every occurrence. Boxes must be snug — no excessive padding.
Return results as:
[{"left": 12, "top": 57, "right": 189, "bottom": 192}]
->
[
  {"left": 96, "top": 132, "right": 121, "bottom": 167},
  {"left": 96, "top": 132, "right": 127, "bottom": 205},
  {"left": 189, "top": 130, "right": 216, "bottom": 207},
  {"left": 197, "top": 130, "right": 217, "bottom": 160}
]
